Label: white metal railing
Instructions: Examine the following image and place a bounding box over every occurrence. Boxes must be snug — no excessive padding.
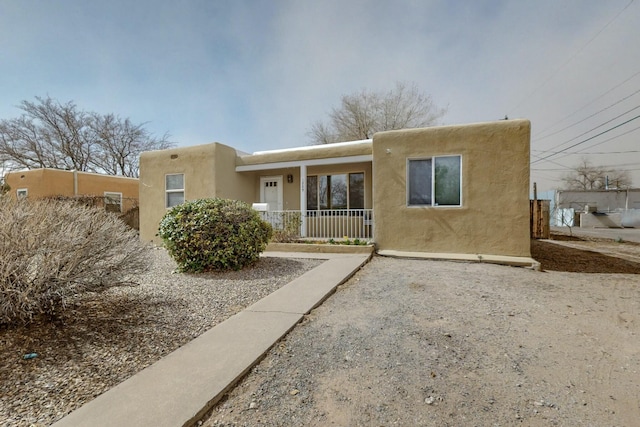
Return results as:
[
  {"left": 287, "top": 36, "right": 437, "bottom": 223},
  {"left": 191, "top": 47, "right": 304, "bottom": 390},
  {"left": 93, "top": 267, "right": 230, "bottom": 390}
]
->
[{"left": 258, "top": 209, "right": 374, "bottom": 240}]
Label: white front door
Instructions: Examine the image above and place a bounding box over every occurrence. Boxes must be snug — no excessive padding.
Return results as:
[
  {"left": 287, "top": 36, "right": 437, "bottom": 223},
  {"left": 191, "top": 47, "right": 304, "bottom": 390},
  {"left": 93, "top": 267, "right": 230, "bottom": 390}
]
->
[{"left": 260, "top": 176, "right": 283, "bottom": 211}]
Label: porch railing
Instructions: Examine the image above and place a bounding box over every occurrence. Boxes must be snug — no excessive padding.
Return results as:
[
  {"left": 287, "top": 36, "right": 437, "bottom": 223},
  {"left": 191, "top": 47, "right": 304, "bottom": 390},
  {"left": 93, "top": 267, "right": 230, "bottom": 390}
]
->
[{"left": 258, "top": 209, "right": 374, "bottom": 240}]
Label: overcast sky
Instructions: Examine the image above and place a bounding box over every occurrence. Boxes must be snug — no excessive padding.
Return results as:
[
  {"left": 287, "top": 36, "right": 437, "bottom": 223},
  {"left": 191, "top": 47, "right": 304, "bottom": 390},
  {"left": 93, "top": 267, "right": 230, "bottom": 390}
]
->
[{"left": 1, "top": 0, "right": 638, "bottom": 191}]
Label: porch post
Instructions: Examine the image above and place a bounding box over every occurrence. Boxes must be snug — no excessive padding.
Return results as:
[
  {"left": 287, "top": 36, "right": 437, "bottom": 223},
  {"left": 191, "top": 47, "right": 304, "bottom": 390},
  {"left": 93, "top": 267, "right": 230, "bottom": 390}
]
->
[{"left": 300, "top": 164, "right": 307, "bottom": 237}]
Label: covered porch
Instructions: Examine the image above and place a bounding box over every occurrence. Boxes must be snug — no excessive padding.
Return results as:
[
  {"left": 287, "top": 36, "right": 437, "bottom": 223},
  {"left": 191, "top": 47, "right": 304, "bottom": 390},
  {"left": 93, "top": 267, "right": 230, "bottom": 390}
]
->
[
  {"left": 257, "top": 208, "right": 374, "bottom": 240},
  {"left": 235, "top": 140, "right": 374, "bottom": 241}
]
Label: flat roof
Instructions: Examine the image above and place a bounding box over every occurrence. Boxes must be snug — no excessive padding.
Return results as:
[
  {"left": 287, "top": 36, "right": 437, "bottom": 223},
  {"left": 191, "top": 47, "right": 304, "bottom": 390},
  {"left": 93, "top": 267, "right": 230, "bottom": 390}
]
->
[{"left": 251, "top": 139, "right": 372, "bottom": 155}]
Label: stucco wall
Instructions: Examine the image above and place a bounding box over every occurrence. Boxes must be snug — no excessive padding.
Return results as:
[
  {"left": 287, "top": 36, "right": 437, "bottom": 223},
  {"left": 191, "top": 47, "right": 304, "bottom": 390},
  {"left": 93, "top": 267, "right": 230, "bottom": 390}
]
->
[
  {"left": 4, "top": 168, "right": 139, "bottom": 211},
  {"left": 373, "top": 120, "right": 531, "bottom": 257},
  {"left": 139, "top": 142, "right": 256, "bottom": 243}
]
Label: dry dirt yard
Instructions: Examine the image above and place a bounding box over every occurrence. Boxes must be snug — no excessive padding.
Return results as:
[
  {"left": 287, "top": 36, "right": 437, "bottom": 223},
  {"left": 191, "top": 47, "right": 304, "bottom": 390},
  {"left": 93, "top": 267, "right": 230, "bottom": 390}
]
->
[{"left": 202, "top": 234, "right": 640, "bottom": 427}]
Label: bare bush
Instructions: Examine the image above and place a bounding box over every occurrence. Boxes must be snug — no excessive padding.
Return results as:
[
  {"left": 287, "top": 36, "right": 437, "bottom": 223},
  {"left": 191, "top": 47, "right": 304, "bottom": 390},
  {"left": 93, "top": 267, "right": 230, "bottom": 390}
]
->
[{"left": 0, "top": 197, "right": 151, "bottom": 324}]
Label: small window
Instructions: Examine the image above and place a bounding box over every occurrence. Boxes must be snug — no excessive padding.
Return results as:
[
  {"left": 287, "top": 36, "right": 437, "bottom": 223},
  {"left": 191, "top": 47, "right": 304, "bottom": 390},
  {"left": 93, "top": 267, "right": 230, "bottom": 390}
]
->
[
  {"left": 166, "top": 174, "right": 185, "bottom": 208},
  {"left": 104, "top": 192, "right": 122, "bottom": 213},
  {"left": 408, "top": 156, "right": 461, "bottom": 207},
  {"left": 16, "top": 188, "right": 28, "bottom": 198}
]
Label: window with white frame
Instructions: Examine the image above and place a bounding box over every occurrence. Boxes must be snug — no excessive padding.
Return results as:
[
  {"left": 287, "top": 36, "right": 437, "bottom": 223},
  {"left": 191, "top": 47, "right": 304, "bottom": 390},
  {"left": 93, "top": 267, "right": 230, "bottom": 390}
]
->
[
  {"left": 104, "top": 192, "right": 122, "bottom": 212},
  {"left": 16, "top": 188, "right": 28, "bottom": 198},
  {"left": 165, "top": 174, "right": 185, "bottom": 208},
  {"left": 408, "top": 156, "right": 461, "bottom": 206},
  {"left": 307, "top": 172, "right": 364, "bottom": 210}
]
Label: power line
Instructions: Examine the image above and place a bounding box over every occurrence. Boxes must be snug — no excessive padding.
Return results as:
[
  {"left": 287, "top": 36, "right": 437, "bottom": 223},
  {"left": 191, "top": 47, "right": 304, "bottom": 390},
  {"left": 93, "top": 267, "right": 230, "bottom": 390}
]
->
[
  {"left": 547, "top": 104, "right": 640, "bottom": 152},
  {"left": 573, "top": 123, "right": 640, "bottom": 154},
  {"left": 531, "top": 106, "right": 640, "bottom": 161},
  {"left": 533, "top": 119, "right": 640, "bottom": 159},
  {"left": 534, "top": 86, "right": 640, "bottom": 142},
  {"left": 534, "top": 162, "right": 640, "bottom": 171},
  {"left": 508, "top": 0, "right": 636, "bottom": 114},
  {"left": 531, "top": 113, "right": 640, "bottom": 164},
  {"left": 532, "top": 148, "right": 640, "bottom": 155}
]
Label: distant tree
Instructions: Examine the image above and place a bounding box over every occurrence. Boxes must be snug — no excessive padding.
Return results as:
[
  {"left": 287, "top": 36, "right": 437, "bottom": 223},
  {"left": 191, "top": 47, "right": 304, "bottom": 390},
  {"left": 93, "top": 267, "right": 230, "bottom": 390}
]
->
[
  {"left": 0, "top": 96, "right": 174, "bottom": 177},
  {"left": 308, "top": 81, "right": 447, "bottom": 144},
  {"left": 561, "top": 159, "right": 632, "bottom": 190}
]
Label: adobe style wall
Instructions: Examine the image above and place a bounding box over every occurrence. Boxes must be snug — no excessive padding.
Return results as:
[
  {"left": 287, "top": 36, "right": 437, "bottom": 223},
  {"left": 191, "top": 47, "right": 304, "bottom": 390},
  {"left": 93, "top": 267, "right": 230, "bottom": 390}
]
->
[
  {"left": 372, "top": 120, "right": 531, "bottom": 258},
  {"left": 139, "top": 142, "right": 255, "bottom": 243},
  {"left": 4, "top": 168, "right": 139, "bottom": 211}
]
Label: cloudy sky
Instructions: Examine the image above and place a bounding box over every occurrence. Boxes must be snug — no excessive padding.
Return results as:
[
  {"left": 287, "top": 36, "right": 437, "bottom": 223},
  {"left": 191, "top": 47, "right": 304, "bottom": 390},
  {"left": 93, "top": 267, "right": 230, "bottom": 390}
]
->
[{"left": 1, "top": 0, "right": 638, "bottom": 191}]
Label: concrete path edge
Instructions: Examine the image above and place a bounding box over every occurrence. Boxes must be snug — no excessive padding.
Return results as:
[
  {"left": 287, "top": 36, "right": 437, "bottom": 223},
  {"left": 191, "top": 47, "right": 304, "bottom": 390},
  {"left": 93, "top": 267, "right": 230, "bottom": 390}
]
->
[{"left": 51, "top": 252, "right": 372, "bottom": 427}]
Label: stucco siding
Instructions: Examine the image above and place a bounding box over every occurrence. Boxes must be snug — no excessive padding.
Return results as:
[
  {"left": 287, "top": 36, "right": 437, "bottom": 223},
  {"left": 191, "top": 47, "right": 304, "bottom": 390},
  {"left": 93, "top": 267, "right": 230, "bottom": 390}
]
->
[
  {"left": 4, "top": 168, "right": 138, "bottom": 211},
  {"left": 139, "top": 143, "right": 218, "bottom": 243},
  {"left": 212, "top": 143, "right": 256, "bottom": 203},
  {"left": 372, "top": 120, "right": 531, "bottom": 257},
  {"left": 139, "top": 142, "right": 261, "bottom": 243}
]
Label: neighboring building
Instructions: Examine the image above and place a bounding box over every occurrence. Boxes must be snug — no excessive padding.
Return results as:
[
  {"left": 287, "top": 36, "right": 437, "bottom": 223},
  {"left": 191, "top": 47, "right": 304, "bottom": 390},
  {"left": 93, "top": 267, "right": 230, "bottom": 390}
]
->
[
  {"left": 3, "top": 168, "right": 139, "bottom": 213},
  {"left": 139, "top": 119, "right": 532, "bottom": 261},
  {"left": 555, "top": 188, "right": 640, "bottom": 228}
]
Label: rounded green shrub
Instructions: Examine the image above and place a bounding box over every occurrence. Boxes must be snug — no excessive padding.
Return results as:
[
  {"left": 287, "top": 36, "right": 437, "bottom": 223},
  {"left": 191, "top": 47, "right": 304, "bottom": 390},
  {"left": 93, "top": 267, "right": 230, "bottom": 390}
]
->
[{"left": 158, "top": 198, "right": 273, "bottom": 272}]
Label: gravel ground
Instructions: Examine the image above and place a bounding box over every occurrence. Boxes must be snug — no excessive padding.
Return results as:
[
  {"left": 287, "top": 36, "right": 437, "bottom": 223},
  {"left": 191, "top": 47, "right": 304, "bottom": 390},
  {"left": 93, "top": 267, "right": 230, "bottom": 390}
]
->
[
  {"left": 0, "top": 249, "right": 322, "bottom": 427},
  {"left": 201, "top": 239, "right": 640, "bottom": 426}
]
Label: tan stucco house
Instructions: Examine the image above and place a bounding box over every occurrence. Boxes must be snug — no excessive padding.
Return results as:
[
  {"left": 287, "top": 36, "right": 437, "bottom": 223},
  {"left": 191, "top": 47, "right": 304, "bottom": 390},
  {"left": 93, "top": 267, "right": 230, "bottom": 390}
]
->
[
  {"left": 3, "top": 168, "right": 139, "bottom": 213},
  {"left": 139, "top": 119, "right": 532, "bottom": 262}
]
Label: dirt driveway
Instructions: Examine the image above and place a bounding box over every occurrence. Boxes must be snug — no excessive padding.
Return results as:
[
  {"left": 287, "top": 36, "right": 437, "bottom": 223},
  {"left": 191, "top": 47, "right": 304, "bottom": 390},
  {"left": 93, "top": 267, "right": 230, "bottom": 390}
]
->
[{"left": 202, "top": 234, "right": 640, "bottom": 426}]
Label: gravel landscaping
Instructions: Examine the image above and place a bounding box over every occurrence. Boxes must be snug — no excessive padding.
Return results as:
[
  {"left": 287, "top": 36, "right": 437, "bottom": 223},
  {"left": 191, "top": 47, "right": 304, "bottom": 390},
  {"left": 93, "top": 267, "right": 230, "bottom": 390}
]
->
[
  {"left": 200, "top": 235, "right": 640, "bottom": 426},
  {"left": 0, "top": 249, "right": 322, "bottom": 427},
  {"left": 3, "top": 233, "right": 640, "bottom": 426}
]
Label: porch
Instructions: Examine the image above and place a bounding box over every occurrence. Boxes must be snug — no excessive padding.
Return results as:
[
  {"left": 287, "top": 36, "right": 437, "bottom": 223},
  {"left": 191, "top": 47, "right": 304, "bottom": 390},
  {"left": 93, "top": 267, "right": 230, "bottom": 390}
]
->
[{"left": 258, "top": 209, "right": 374, "bottom": 241}]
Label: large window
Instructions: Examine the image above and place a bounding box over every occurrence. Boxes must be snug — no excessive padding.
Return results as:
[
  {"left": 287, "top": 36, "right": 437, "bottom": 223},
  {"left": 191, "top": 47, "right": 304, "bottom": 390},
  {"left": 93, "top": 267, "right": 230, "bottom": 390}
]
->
[
  {"left": 408, "top": 156, "right": 461, "bottom": 206},
  {"left": 307, "top": 172, "right": 364, "bottom": 210},
  {"left": 166, "top": 174, "right": 184, "bottom": 208}
]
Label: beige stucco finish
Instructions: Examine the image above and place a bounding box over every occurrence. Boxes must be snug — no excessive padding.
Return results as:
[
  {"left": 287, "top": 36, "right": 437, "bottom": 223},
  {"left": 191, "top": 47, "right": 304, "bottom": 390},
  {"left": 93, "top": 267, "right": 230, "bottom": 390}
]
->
[
  {"left": 139, "top": 120, "right": 530, "bottom": 258},
  {"left": 3, "top": 168, "right": 139, "bottom": 212},
  {"left": 139, "top": 142, "right": 375, "bottom": 243},
  {"left": 139, "top": 142, "right": 256, "bottom": 243},
  {"left": 372, "top": 120, "right": 531, "bottom": 257}
]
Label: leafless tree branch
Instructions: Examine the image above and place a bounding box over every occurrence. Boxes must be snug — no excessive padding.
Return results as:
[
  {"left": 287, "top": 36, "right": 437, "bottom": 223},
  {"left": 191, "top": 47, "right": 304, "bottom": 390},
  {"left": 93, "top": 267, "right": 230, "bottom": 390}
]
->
[
  {"left": 0, "top": 96, "right": 175, "bottom": 177},
  {"left": 308, "top": 81, "right": 447, "bottom": 144}
]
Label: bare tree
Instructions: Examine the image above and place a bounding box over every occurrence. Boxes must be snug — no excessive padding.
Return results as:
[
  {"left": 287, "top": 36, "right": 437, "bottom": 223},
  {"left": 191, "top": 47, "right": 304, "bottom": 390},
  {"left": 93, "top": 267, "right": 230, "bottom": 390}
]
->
[
  {"left": 308, "top": 82, "right": 447, "bottom": 144},
  {"left": 90, "top": 113, "right": 173, "bottom": 177},
  {"left": 0, "top": 96, "right": 174, "bottom": 177},
  {"left": 561, "top": 159, "right": 632, "bottom": 190}
]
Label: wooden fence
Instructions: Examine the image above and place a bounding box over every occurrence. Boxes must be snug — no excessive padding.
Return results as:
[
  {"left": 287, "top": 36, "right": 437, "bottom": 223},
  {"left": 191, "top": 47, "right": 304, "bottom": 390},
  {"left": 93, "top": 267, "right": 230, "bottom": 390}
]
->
[{"left": 530, "top": 200, "right": 550, "bottom": 239}]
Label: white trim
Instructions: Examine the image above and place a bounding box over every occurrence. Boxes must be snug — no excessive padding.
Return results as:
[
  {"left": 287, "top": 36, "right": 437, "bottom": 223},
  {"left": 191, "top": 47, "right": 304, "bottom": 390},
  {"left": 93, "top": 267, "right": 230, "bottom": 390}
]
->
[
  {"left": 165, "top": 173, "right": 185, "bottom": 208},
  {"left": 252, "top": 139, "right": 371, "bottom": 155},
  {"left": 16, "top": 188, "right": 28, "bottom": 198},
  {"left": 236, "top": 154, "right": 372, "bottom": 172},
  {"left": 300, "top": 165, "right": 307, "bottom": 237},
  {"left": 260, "top": 176, "right": 283, "bottom": 211}
]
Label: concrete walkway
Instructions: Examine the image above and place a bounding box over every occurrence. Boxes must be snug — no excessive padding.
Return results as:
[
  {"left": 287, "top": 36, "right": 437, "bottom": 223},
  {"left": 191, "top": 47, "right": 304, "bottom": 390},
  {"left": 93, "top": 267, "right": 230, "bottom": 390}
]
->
[{"left": 52, "top": 252, "right": 371, "bottom": 427}]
